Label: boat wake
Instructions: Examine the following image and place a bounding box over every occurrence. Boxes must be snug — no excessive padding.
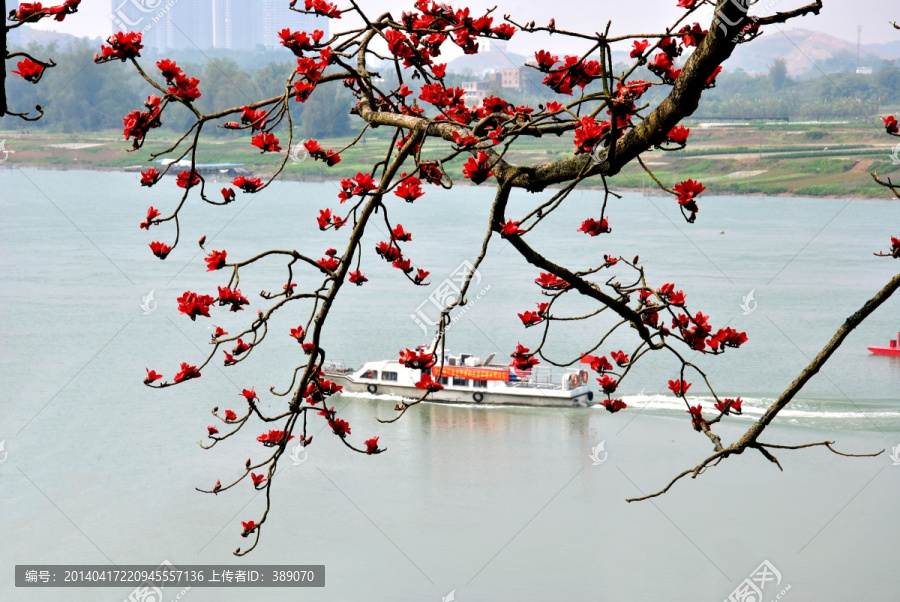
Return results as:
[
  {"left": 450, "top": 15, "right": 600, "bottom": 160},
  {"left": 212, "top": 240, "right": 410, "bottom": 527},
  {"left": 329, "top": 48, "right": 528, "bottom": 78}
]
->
[
  {"left": 337, "top": 391, "right": 900, "bottom": 430},
  {"left": 609, "top": 394, "right": 900, "bottom": 430}
]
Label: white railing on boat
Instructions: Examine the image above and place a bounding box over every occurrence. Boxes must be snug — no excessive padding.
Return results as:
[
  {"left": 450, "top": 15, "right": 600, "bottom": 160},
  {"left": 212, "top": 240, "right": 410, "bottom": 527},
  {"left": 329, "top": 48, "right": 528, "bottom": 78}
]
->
[{"left": 323, "top": 360, "right": 351, "bottom": 373}]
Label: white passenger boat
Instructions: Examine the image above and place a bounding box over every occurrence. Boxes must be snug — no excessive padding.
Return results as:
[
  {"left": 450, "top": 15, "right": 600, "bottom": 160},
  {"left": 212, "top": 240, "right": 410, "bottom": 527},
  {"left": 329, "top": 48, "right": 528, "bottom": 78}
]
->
[{"left": 324, "top": 351, "right": 595, "bottom": 408}]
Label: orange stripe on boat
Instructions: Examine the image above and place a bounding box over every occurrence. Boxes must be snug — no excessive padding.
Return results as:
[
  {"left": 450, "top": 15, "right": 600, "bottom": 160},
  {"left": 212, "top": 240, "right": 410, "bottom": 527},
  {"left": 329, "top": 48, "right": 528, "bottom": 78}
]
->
[{"left": 434, "top": 366, "right": 510, "bottom": 381}]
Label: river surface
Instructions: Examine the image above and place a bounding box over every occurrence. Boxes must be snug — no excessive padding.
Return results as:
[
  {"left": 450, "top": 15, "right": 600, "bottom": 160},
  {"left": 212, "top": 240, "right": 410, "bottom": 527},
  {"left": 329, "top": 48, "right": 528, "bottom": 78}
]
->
[{"left": 1, "top": 168, "right": 899, "bottom": 600}]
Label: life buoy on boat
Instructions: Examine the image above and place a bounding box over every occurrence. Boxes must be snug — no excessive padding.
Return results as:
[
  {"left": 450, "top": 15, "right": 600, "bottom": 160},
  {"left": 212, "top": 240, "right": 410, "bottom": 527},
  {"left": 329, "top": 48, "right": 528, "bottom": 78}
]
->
[
  {"left": 366, "top": 384, "right": 378, "bottom": 394},
  {"left": 578, "top": 370, "right": 589, "bottom": 386},
  {"left": 568, "top": 374, "right": 579, "bottom": 390},
  {"left": 473, "top": 392, "right": 484, "bottom": 403}
]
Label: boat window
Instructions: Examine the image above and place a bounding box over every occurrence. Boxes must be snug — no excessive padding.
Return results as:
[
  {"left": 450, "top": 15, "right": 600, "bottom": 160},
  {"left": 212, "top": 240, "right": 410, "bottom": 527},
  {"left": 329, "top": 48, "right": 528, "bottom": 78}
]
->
[
  {"left": 440, "top": 377, "right": 449, "bottom": 385},
  {"left": 452, "top": 377, "right": 468, "bottom": 386},
  {"left": 473, "top": 380, "right": 487, "bottom": 388},
  {"left": 380, "top": 371, "right": 398, "bottom": 382},
  {"left": 360, "top": 370, "right": 376, "bottom": 379}
]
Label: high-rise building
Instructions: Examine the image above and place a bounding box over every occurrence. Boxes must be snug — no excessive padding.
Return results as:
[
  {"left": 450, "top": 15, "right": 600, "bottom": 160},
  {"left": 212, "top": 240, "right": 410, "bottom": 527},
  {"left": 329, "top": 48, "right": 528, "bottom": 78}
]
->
[
  {"left": 109, "top": 0, "right": 170, "bottom": 52},
  {"left": 212, "top": 0, "right": 258, "bottom": 50},
  {"left": 166, "top": 1, "right": 215, "bottom": 50},
  {"left": 110, "top": 0, "right": 329, "bottom": 52},
  {"left": 260, "top": 0, "right": 324, "bottom": 50}
]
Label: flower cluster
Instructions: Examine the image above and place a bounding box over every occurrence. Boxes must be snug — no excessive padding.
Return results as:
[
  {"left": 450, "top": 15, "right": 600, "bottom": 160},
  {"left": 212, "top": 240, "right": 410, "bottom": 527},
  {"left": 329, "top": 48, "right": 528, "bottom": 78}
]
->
[
  {"left": 534, "top": 52, "right": 603, "bottom": 95},
  {"left": 278, "top": 29, "right": 325, "bottom": 57},
  {"left": 509, "top": 343, "right": 539, "bottom": 371},
  {"left": 95, "top": 31, "right": 144, "bottom": 62},
  {"left": 301, "top": 0, "right": 341, "bottom": 19},
  {"left": 338, "top": 172, "right": 377, "bottom": 203},
  {"left": 673, "top": 179, "right": 705, "bottom": 222},
  {"left": 304, "top": 140, "right": 342, "bottom": 165},
  {"left": 122, "top": 96, "right": 163, "bottom": 149},
  {"left": 251, "top": 132, "right": 282, "bottom": 153},
  {"left": 9, "top": 0, "right": 80, "bottom": 23},
  {"left": 11, "top": 59, "right": 46, "bottom": 83},
  {"left": 157, "top": 59, "right": 201, "bottom": 101},
  {"left": 462, "top": 151, "right": 493, "bottom": 184},
  {"left": 399, "top": 348, "right": 435, "bottom": 370},
  {"left": 177, "top": 291, "right": 215, "bottom": 320}
]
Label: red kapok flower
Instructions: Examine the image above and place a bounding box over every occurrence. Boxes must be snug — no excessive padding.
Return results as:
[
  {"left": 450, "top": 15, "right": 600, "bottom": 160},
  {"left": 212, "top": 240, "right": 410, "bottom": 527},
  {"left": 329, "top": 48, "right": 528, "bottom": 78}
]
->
[
  {"left": 501, "top": 219, "right": 525, "bottom": 237},
  {"left": 665, "top": 125, "right": 690, "bottom": 146},
  {"left": 391, "top": 224, "right": 412, "bottom": 242},
  {"left": 250, "top": 473, "right": 267, "bottom": 487},
  {"left": 714, "top": 397, "right": 743, "bottom": 415},
  {"left": 394, "top": 176, "right": 424, "bottom": 202},
  {"left": 144, "top": 368, "right": 163, "bottom": 384},
  {"left": 175, "top": 169, "right": 201, "bottom": 189},
  {"left": 95, "top": 31, "right": 144, "bottom": 63},
  {"left": 610, "top": 350, "right": 629, "bottom": 367},
  {"left": 462, "top": 151, "right": 493, "bottom": 184},
  {"left": 415, "top": 373, "right": 444, "bottom": 392},
  {"left": 156, "top": 58, "right": 182, "bottom": 81},
  {"left": 241, "top": 520, "right": 257, "bottom": 535},
  {"left": 251, "top": 132, "right": 282, "bottom": 153},
  {"left": 177, "top": 291, "right": 215, "bottom": 320},
  {"left": 140, "top": 169, "right": 160, "bottom": 187},
  {"left": 224, "top": 409, "right": 237, "bottom": 421},
  {"left": 232, "top": 338, "right": 251, "bottom": 355},
  {"left": 329, "top": 417, "right": 351, "bottom": 437},
  {"left": 580, "top": 354, "right": 612, "bottom": 373},
  {"left": 673, "top": 179, "right": 705, "bottom": 222},
  {"left": 687, "top": 404, "right": 706, "bottom": 430},
  {"left": 205, "top": 249, "right": 227, "bottom": 271},
  {"left": 602, "top": 399, "right": 627, "bottom": 413},
  {"left": 365, "top": 436, "right": 380, "bottom": 454},
  {"left": 630, "top": 39, "right": 650, "bottom": 59},
  {"left": 597, "top": 375, "right": 618, "bottom": 394},
  {"left": 217, "top": 286, "right": 249, "bottom": 312},
  {"left": 167, "top": 73, "right": 201, "bottom": 101},
  {"left": 149, "top": 241, "right": 172, "bottom": 259},
  {"left": 518, "top": 311, "right": 543, "bottom": 327},
  {"left": 257, "top": 429, "right": 294, "bottom": 446},
  {"left": 668, "top": 379, "right": 691, "bottom": 397},
  {"left": 573, "top": 116, "right": 609, "bottom": 154},
  {"left": 578, "top": 218, "right": 611, "bottom": 236},
  {"left": 139, "top": 206, "right": 161, "bottom": 230},
  {"left": 535, "top": 272, "right": 569, "bottom": 290},
  {"left": 173, "top": 362, "right": 200, "bottom": 382},
  {"left": 232, "top": 176, "right": 263, "bottom": 193}
]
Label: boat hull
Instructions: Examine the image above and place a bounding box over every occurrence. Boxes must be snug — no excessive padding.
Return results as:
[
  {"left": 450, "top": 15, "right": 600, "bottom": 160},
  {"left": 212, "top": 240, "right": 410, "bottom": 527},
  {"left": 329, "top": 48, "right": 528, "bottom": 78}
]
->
[
  {"left": 328, "top": 374, "right": 595, "bottom": 408},
  {"left": 869, "top": 346, "right": 900, "bottom": 356}
]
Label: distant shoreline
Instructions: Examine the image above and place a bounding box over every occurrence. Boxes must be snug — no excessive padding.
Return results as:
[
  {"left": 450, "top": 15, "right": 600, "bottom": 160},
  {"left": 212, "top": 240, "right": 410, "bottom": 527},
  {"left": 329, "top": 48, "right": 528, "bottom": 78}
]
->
[
  {"left": 2, "top": 124, "right": 897, "bottom": 200},
  {"left": 3, "top": 162, "right": 893, "bottom": 200}
]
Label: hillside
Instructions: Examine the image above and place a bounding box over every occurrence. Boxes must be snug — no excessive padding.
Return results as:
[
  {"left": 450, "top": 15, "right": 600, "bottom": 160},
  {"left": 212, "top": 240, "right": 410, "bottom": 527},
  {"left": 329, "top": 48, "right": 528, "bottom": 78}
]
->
[
  {"left": 726, "top": 28, "right": 899, "bottom": 76},
  {"left": 448, "top": 29, "right": 900, "bottom": 78}
]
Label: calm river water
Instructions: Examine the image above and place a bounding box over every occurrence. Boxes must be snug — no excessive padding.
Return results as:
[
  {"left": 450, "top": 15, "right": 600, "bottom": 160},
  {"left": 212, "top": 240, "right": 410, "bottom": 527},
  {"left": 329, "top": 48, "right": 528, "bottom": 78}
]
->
[{"left": 2, "top": 168, "right": 899, "bottom": 600}]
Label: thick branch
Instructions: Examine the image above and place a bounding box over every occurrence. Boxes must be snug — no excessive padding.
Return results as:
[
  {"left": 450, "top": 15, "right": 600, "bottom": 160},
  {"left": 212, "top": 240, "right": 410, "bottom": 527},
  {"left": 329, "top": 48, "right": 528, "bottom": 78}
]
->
[
  {"left": 735, "top": 272, "right": 900, "bottom": 447},
  {"left": 2, "top": 0, "right": 8, "bottom": 117},
  {"left": 630, "top": 272, "right": 900, "bottom": 502}
]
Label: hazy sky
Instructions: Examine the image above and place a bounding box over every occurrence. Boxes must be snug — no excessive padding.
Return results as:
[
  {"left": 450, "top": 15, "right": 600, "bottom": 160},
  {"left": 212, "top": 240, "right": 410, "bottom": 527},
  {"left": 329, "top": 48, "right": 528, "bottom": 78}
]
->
[{"left": 29, "top": 0, "right": 900, "bottom": 53}]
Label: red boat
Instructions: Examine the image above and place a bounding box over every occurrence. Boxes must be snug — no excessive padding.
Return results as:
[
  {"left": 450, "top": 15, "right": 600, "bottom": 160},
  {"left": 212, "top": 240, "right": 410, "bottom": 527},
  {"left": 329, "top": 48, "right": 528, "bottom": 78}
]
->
[{"left": 869, "top": 333, "right": 900, "bottom": 356}]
